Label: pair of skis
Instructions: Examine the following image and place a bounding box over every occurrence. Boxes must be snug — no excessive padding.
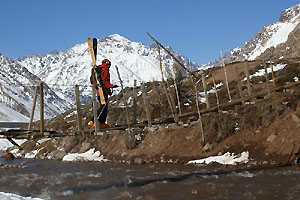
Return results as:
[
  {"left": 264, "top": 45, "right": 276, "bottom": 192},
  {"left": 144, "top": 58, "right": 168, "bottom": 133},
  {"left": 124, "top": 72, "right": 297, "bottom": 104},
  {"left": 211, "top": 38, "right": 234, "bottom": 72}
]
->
[{"left": 88, "top": 38, "right": 106, "bottom": 105}]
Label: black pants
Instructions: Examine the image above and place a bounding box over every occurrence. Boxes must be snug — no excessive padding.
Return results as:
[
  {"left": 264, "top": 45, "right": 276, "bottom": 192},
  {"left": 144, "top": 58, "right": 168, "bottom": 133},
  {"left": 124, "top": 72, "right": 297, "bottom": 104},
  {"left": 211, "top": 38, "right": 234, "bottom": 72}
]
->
[{"left": 91, "top": 95, "right": 108, "bottom": 123}]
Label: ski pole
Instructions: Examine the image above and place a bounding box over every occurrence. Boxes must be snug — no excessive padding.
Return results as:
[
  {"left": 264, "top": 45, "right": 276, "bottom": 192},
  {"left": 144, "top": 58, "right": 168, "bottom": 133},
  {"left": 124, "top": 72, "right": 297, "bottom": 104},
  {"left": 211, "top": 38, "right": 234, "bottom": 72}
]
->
[
  {"left": 97, "top": 88, "right": 114, "bottom": 119},
  {"left": 97, "top": 98, "right": 110, "bottom": 119}
]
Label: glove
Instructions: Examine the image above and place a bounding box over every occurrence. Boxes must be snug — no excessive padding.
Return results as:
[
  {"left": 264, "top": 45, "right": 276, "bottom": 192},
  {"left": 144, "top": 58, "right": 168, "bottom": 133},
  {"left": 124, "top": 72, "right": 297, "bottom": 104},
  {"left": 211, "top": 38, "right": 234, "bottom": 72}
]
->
[{"left": 112, "top": 85, "right": 119, "bottom": 88}]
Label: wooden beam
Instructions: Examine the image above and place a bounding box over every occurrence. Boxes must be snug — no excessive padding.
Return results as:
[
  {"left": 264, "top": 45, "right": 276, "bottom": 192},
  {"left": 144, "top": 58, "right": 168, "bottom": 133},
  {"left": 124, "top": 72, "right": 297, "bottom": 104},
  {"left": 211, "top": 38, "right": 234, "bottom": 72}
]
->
[
  {"left": 75, "top": 85, "right": 83, "bottom": 132},
  {"left": 28, "top": 85, "right": 38, "bottom": 131},
  {"left": 147, "top": 32, "right": 196, "bottom": 77}
]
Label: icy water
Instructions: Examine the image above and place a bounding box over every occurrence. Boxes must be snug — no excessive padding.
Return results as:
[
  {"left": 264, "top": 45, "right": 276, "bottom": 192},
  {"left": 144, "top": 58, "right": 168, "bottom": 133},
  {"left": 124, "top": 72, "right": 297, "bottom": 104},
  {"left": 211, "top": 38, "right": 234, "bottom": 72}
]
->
[{"left": 0, "top": 158, "right": 300, "bottom": 200}]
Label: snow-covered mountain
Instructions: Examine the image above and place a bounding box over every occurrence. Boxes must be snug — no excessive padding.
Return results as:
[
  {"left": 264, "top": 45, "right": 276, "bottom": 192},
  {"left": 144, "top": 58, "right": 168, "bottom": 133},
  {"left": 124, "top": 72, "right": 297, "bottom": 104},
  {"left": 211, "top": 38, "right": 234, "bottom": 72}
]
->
[
  {"left": 17, "top": 34, "right": 202, "bottom": 106},
  {"left": 210, "top": 3, "right": 300, "bottom": 66},
  {"left": 0, "top": 54, "right": 70, "bottom": 121}
]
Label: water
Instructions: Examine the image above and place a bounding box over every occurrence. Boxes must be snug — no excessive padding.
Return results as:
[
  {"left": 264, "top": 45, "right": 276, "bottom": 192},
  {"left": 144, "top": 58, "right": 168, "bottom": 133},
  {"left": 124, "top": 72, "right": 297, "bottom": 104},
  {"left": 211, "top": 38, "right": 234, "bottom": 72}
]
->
[{"left": 0, "top": 158, "right": 299, "bottom": 200}]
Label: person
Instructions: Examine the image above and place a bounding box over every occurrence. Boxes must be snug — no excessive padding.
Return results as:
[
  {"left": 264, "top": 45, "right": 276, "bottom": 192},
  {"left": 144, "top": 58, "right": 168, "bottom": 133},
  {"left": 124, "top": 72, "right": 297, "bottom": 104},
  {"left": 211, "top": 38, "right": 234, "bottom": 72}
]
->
[{"left": 88, "top": 59, "right": 118, "bottom": 128}]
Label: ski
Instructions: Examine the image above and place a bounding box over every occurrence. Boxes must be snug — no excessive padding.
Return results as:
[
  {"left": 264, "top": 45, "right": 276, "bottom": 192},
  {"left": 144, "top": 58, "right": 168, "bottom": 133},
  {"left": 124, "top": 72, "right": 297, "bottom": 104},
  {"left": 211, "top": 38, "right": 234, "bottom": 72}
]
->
[{"left": 88, "top": 37, "right": 106, "bottom": 105}]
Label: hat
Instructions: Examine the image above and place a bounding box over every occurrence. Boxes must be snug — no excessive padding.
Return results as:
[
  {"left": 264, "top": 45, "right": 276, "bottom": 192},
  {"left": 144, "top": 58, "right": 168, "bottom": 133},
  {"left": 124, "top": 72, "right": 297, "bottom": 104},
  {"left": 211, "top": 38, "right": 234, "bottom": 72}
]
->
[{"left": 102, "top": 59, "right": 111, "bottom": 65}]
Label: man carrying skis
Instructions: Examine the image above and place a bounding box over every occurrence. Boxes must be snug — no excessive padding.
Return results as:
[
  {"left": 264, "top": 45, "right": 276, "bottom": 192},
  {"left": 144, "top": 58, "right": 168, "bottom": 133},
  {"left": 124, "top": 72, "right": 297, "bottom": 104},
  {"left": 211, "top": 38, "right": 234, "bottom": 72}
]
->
[{"left": 88, "top": 59, "right": 118, "bottom": 128}]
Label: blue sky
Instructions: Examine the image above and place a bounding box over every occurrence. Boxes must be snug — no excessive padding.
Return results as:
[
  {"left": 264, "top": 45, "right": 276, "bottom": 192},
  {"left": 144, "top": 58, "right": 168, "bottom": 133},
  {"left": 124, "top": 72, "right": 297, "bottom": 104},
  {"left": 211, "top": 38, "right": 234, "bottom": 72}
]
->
[{"left": 0, "top": 0, "right": 299, "bottom": 64}]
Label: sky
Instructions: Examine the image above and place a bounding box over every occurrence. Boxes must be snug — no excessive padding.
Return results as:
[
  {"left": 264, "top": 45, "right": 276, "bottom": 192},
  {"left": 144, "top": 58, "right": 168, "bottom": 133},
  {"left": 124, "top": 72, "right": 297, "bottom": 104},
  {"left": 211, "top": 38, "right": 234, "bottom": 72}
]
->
[{"left": 0, "top": 0, "right": 299, "bottom": 64}]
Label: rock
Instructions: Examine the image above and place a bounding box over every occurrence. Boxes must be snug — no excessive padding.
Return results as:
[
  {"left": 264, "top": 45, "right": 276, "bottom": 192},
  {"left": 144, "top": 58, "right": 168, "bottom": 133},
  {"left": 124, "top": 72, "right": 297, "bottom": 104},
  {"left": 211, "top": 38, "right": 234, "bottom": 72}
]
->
[
  {"left": 291, "top": 114, "right": 300, "bottom": 124},
  {"left": 188, "top": 116, "right": 198, "bottom": 121},
  {"left": 168, "top": 123, "right": 180, "bottom": 130},
  {"left": 295, "top": 157, "right": 300, "bottom": 165},
  {"left": 178, "top": 121, "right": 184, "bottom": 126},
  {"left": 182, "top": 123, "right": 189, "bottom": 128},
  {"left": 79, "top": 142, "right": 91, "bottom": 153},
  {"left": 203, "top": 143, "right": 212, "bottom": 152},
  {"left": 134, "top": 158, "right": 143, "bottom": 164},
  {"left": 53, "top": 150, "right": 67, "bottom": 160},
  {"left": 267, "top": 134, "right": 277, "bottom": 142},
  {"left": 123, "top": 131, "right": 136, "bottom": 150},
  {"left": 5, "top": 152, "right": 15, "bottom": 161},
  {"left": 20, "top": 140, "right": 36, "bottom": 153},
  {"left": 190, "top": 121, "right": 198, "bottom": 126}
]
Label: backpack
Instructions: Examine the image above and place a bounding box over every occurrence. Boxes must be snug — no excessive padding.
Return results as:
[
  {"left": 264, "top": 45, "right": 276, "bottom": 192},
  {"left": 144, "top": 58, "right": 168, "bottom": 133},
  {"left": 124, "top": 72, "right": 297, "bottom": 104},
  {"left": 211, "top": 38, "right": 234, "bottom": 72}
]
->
[{"left": 90, "top": 66, "right": 104, "bottom": 87}]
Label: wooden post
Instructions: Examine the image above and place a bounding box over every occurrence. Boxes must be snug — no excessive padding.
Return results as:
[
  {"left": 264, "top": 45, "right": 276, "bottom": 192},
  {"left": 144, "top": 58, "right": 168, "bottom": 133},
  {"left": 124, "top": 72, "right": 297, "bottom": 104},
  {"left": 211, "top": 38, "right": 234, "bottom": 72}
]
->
[
  {"left": 39, "top": 82, "right": 44, "bottom": 135},
  {"left": 153, "top": 82, "right": 163, "bottom": 106},
  {"left": 220, "top": 50, "right": 232, "bottom": 101},
  {"left": 156, "top": 43, "right": 179, "bottom": 123},
  {"left": 165, "top": 77, "right": 178, "bottom": 119},
  {"left": 28, "top": 85, "right": 39, "bottom": 131},
  {"left": 244, "top": 60, "right": 252, "bottom": 96},
  {"left": 201, "top": 70, "right": 210, "bottom": 109},
  {"left": 263, "top": 62, "right": 272, "bottom": 98},
  {"left": 115, "top": 65, "right": 131, "bottom": 131},
  {"left": 141, "top": 83, "right": 152, "bottom": 127},
  {"left": 189, "top": 59, "right": 205, "bottom": 143},
  {"left": 171, "top": 64, "right": 182, "bottom": 114},
  {"left": 133, "top": 79, "right": 137, "bottom": 124},
  {"left": 235, "top": 66, "right": 245, "bottom": 105},
  {"left": 270, "top": 62, "right": 276, "bottom": 88},
  {"left": 212, "top": 74, "right": 221, "bottom": 113},
  {"left": 75, "top": 85, "right": 83, "bottom": 132},
  {"left": 92, "top": 86, "right": 99, "bottom": 133}
]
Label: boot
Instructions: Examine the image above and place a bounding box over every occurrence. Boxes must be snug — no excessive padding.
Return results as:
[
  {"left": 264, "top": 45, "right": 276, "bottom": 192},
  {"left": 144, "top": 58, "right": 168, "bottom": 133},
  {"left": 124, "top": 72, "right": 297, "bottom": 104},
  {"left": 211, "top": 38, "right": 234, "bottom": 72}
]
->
[
  {"left": 99, "top": 123, "right": 110, "bottom": 129},
  {"left": 88, "top": 121, "right": 94, "bottom": 127}
]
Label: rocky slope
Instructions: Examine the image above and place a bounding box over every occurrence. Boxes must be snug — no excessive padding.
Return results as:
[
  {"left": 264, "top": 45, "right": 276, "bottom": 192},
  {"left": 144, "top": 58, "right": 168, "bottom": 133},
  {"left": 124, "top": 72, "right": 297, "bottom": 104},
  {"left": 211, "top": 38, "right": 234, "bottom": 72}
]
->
[
  {"left": 210, "top": 4, "right": 300, "bottom": 66},
  {"left": 0, "top": 54, "right": 69, "bottom": 120}
]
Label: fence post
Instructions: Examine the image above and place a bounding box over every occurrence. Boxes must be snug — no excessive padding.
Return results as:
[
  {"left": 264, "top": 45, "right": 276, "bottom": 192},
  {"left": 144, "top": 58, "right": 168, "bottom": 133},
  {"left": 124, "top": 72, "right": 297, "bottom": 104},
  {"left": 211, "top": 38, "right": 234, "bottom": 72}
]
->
[
  {"left": 156, "top": 43, "right": 178, "bottom": 123},
  {"left": 201, "top": 70, "right": 210, "bottom": 109},
  {"left": 75, "top": 85, "right": 83, "bottom": 132},
  {"left": 153, "top": 82, "right": 163, "bottom": 106},
  {"left": 221, "top": 50, "right": 232, "bottom": 101},
  {"left": 212, "top": 73, "right": 221, "bottom": 113},
  {"left": 39, "top": 82, "right": 44, "bottom": 135},
  {"left": 270, "top": 62, "right": 276, "bottom": 88},
  {"left": 189, "top": 59, "right": 205, "bottom": 143},
  {"left": 141, "top": 83, "right": 152, "bottom": 127},
  {"left": 115, "top": 65, "right": 131, "bottom": 131},
  {"left": 28, "top": 85, "right": 39, "bottom": 131},
  {"left": 92, "top": 86, "right": 99, "bottom": 133},
  {"left": 171, "top": 64, "right": 182, "bottom": 114},
  {"left": 263, "top": 61, "right": 272, "bottom": 98},
  {"left": 244, "top": 60, "right": 252, "bottom": 96},
  {"left": 133, "top": 79, "right": 137, "bottom": 125},
  {"left": 235, "top": 66, "right": 245, "bottom": 105}
]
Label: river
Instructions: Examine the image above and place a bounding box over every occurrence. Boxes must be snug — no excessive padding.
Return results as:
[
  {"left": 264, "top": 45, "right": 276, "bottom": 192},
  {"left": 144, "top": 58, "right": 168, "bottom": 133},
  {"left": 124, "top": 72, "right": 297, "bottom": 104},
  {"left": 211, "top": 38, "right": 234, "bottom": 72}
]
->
[{"left": 0, "top": 158, "right": 299, "bottom": 200}]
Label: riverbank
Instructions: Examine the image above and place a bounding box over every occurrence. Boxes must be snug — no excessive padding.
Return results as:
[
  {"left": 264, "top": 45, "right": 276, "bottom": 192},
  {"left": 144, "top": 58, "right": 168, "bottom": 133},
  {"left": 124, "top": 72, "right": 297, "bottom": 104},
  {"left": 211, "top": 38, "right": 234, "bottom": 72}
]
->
[{"left": 1, "top": 105, "right": 299, "bottom": 167}]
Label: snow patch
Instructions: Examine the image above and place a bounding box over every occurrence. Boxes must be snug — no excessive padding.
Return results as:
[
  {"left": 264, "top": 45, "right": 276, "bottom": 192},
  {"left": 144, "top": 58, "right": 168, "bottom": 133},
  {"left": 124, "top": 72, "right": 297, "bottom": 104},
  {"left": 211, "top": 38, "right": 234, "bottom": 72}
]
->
[
  {"left": 0, "top": 192, "right": 43, "bottom": 200},
  {"left": 62, "top": 148, "right": 108, "bottom": 162},
  {"left": 188, "top": 151, "right": 249, "bottom": 165}
]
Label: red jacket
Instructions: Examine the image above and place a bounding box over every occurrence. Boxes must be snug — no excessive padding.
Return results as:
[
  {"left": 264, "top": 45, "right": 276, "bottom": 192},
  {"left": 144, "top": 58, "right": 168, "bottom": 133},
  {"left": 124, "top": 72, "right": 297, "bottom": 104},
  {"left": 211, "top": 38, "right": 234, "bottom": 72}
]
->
[{"left": 96, "top": 64, "right": 114, "bottom": 96}]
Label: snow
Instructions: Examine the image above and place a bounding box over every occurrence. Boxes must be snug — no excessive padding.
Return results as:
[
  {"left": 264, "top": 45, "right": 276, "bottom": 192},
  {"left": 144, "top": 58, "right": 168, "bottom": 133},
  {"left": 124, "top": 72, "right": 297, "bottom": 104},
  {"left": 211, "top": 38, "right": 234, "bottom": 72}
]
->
[
  {"left": 0, "top": 103, "right": 29, "bottom": 122},
  {"left": 0, "top": 137, "right": 27, "bottom": 151},
  {"left": 0, "top": 192, "right": 43, "bottom": 200},
  {"left": 62, "top": 148, "right": 108, "bottom": 162},
  {"left": 243, "top": 63, "right": 286, "bottom": 81},
  {"left": 188, "top": 151, "right": 249, "bottom": 165},
  {"left": 248, "top": 15, "right": 300, "bottom": 60}
]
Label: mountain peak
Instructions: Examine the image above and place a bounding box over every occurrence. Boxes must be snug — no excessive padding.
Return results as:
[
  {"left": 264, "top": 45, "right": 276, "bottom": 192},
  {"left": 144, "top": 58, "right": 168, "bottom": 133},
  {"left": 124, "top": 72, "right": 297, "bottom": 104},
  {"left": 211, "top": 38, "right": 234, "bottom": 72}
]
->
[
  {"left": 279, "top": 4, "right": 300, "bottom": 22},
  {"left": 106, "top": 33, "right": 129, "bottom": 41}
]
